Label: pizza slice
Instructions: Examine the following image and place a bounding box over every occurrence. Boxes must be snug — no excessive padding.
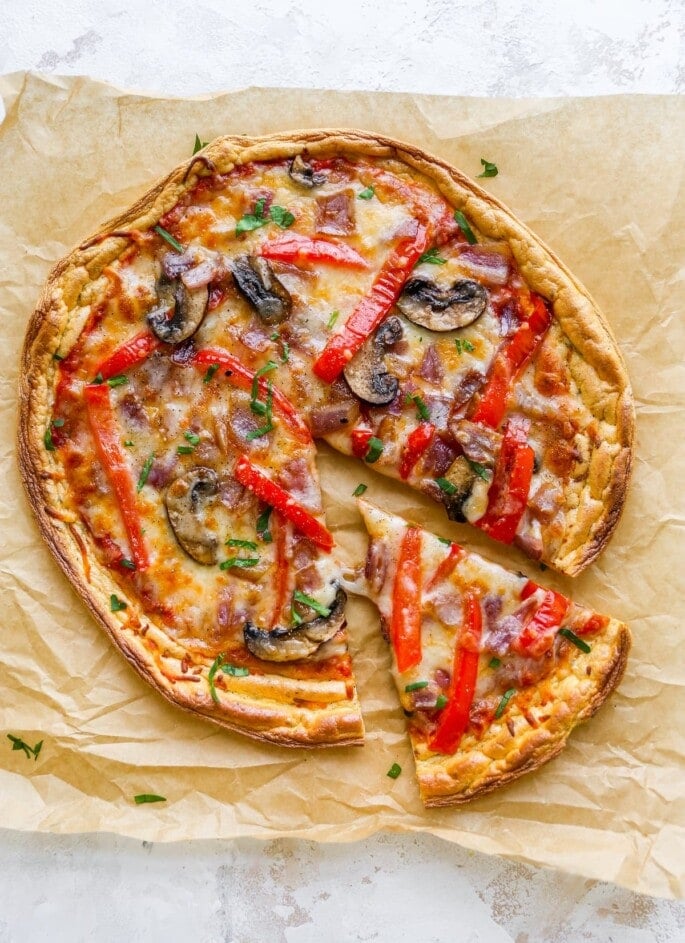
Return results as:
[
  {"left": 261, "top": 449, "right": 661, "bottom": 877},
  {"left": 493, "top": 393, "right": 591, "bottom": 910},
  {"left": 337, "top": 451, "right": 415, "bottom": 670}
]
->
[{"left": 357, "top": 499, "right": 630, "bottom": 805}]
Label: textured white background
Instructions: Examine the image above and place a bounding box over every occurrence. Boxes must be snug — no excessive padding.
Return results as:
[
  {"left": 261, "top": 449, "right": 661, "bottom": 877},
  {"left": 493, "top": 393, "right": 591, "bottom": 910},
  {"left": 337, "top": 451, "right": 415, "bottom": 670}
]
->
[{"left": 2, "top": 1, "right": 684, "bottom": 941}]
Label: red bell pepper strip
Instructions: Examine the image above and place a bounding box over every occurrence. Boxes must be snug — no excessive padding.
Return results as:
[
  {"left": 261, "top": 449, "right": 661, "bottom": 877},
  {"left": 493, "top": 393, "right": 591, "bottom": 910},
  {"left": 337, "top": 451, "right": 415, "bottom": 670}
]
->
[
  {"left": 513, "top": 580, "right": 570, "bottom": 658},
  {"left": 475, "top": 415, "right": 534, "bottom": 545},
  {"left": 390, "top": 526, "right": 423, "bottom": 673},
  {"left": 233, "top": 454, "right": 334, "bottom": 551},
  {"left": 259, "top": 233, "right": 367, "bottom": 269},
  {"left": 399, "top": 422, "right": 435, "bottom": 480},
  {"left": 429, "top": 589, "right": 483, "bottom": 754},
  {"left": 426, "top": 541, "right": 464, "bottom": 591},
  {"left": 84, "top": 384, "right": 150, "bottom": 571},
  {"left": 313, "top": 220, "right": 429, "bottom": 383},
  {"left": 350, "top": 427, "right": 373, "bottom": 460},
  {"left": 92, "top": 330, "right": 160, "bottom": 382},
  {"left": 471, "top": 294, "right": 552, "bottom": 429},
  {"left": 191, "top": 347, "right": 311, "bottom": 444}
]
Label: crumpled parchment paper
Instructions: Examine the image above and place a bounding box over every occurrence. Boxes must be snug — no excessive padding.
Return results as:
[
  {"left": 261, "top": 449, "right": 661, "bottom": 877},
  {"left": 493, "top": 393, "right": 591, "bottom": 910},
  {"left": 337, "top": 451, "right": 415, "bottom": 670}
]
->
[{"left": 1, "top": 73, "right": 683, "bottom": 898}]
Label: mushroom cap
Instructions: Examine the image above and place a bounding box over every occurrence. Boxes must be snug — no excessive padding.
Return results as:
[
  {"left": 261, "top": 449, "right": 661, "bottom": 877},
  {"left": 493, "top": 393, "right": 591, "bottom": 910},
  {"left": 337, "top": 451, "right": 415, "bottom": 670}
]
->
[
  {"left": 230, "top": 255, "right": 292, "bottom": 324},
  {"left": 440, "top": 455, "right": 478, "bottom": 523},
  {"left": 164, "top": 467, "right": 219, "bottom": 565},
  {"left": 343, "top": 316, "right": 403, "bottom": 406},
  {"left": 288, "top": 154, "right": 326, "bottom": 188},
  {"left": 396, "top": 277, "right": 488, "bottom": 332},
  {"left": 147, "top": 274, "right": 209, "bottom": 344},
  {"left": 243, "top": 585, "right": 347, "bottom": 662}
]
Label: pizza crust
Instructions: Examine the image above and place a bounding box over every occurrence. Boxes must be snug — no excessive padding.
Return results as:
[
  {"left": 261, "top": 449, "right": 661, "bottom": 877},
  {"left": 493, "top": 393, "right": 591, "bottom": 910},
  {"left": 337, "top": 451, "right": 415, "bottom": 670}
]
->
[{"left": 19, "top": 128, "right": 632, "bottom": 750}]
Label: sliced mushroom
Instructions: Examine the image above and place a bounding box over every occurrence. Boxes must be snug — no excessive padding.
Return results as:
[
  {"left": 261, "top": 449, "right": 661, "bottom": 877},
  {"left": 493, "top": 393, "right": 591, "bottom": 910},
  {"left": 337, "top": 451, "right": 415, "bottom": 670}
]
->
[
  {"left": 147, "top": 274, "right": 209, "bottom": 344},
  {"left": 288, "top": 154, "right": 326, "bottom": 189},
  {"left": 165, "top": 467, "right": 219, "bottom": 565},
  {"left": 396, "top": 278, "right": 488, "bottom": 332},
  {"left": 343, "top": 316, "right": 403, "bottom": 405},
  {"left": 243, "top": 585, "right": 347, "bottom": 663},
  {"left": 440, "top": 455, "right": 478, "bottom": 523},
  {"left": 230, "top": 255, "right": 292, "bottom": 324}
]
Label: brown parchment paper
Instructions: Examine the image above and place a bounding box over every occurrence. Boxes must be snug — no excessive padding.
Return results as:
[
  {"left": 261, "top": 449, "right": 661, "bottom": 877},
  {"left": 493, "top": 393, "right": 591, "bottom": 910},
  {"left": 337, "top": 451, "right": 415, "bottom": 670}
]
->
[{"left": 1, "top": 72, "right": 683, "bottom": 898}]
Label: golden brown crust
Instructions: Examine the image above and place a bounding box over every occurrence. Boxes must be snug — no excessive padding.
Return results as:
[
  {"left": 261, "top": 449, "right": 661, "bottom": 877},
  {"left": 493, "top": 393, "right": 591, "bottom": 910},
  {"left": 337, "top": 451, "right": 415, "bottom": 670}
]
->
[
  {"left": 19, "top": 128, "right": 632, "bottom": 749},
  {"left": 417, "top": 619, "right": 631, "bottom": 806}
]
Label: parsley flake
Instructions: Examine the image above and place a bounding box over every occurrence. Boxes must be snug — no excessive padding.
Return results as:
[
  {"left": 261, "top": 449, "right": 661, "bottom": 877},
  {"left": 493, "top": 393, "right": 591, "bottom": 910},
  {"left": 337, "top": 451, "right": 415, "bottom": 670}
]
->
[
  {"left": 386, "top": 762, "right": 402, "bottom": 779},
  {"left": 177, "top": 445, "right": 195, "bottom": 455},
  {"left": 435, "top": 477, "right": 457, "bottom": 495},
  {"left": 416, "top": 247, "right": 447, "bottom": 266},
  {"left": 7, "top": 734, "right": 43, "bottom": 761},
  {"left": 358, "top": 186, "right": 375, "bottom": 200},
  {"left": 192, "top": 133, "right": 208, "bottom": 155},
  {"left": 455, "top": 338, "right": 475, "bottom": 355},
  {"left": 405, "top": 392, "right": 430, "bottom": 421},
  {"left": 477, "top": 158, "right": 499, "bottom": 178},
  {"left": 292, "top": 590, "right": 331, "bottom": 618},
  {"left": 467, "top": 460, "right": 490, "bottom": 481},
  {"left": 184, "top": 431, "right": 201, "bottom": 446},
  {"left": 153, "top": 225, "right": 184, "bottom": 253},
  {"left": 256, "top": 505, "right": 273, "bottom": 543},
  {"left": 558, "top": 627, "right": 592, "bottom": 653},
  {"left": 352, "top": 483, "right": 367, "bottom": 498},
  {"left": 489, "top": 657, "right": 502, "bottom": 670},
  {"left": 364, "top": 437, "right": 384, "bottom": 464},
  {"left": 226, "top": 538, "right": 258, "bottom": 550},
  {"left": 219, "top": 557, "right": 260, "bottom": 570},
  {"left": 106, "top": 374, "right": 128, "bottom": 388},
  {"left": 120, "top": 558, "right": 136, "bottom": 570},
  {"left": 236, "top": 198, "right": 268, "bottom": 235},
  {"left": 134, "top": 794, "right": 166, "bottom": 805},
  {"left": 495, "top": 688, "right": 516, "bottom": 719},
  {"left": 110, "top": 594, "right": 127, "bottom": 612},
  {"left": 454, "top": 210, "right": 477, "bottom": 245},
  {"left": 137, "top": 453, "right": 155, "bottom": 492},
  {"left": 203, "top": 364, "right": 219, "bottom": 383},
  {"left": 435, "top": 695, "right": 448, "bottom": 710},
  {"left": 269, "top": 205, "right": 295, "bottom": 229},
  {"left": 327, "top": 310, "right": 340, "bottom": 330},
  {"left": 405, "top": 681, "right": 429, "bottom": 692}
]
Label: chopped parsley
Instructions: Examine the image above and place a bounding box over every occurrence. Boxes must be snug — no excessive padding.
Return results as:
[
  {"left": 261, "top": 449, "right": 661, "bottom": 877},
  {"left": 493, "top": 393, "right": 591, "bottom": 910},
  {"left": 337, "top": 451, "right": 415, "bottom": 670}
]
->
[
  {"left": 222, "top": 664, "right": 250, "bottom": 677},
  {"left": 136, "top": 453, "right": 155, "bottom": 492},
  {"left": 184, "top": 431, "right": 201, "bottom": 446},
  {"left": 364, "top": 437, "right": 384, "bottom": 464},
  {"left": 279, "top": 340, "right": 290, "bottom": 363},
  {"left": 208, "top": 653, "right": 250, "bottom": 703},
  {"left": 352, "top": 483, "right": 367, "bottom": 498},
  {"left": 269, "top": 205, "right": 295, "bottom": 229},
  {"left": 250, "top": 361, "right": 278, "bottom": 412},
  {"left": 219, "top": 557, "right": 260, "bottom": 571},
  {"left": 203, "top": 363, "right": 219, "bottom": 383},
  {"left": 405, "top": 392, "right": 430, "bottom": 421},
  {"left": 435, "top": 695, "right": 448, "bottom": 710},
  {"left": 416, "top": 247, "right": 447, "bottom": 266},
  {"left": 495, "top": 688, "right": 516, "bottom": 719},
  {"left": 358, "top": 186, "right": 375, "bottom": 200},
  {"left": 177, "top": 445, "right": 195, "bottom": 455},
  {"left": 477, "top": 158, "right": 499, "bottom": 178},
  {"left": 192, "top": 133, "right": 208, "bottom": 154},
  {"left": 435, "top": 477, "right": 457, "bottom": 495},
  {"left": 120, "top": 558, "right": 136, "bottom": 570},
  {"left": 246, "top": 381, "right": 274, "bottom": 439},
  {"left": 558, "top": 627, "right": 591, "bottom": 653},
  {"left": 467, "top": 459, "right": 490, "bottom": 481},
  {"left": 256, "top": 505, "right": 273, "bottom": 543},
  {"left": 153, "top": 225, "right": 184, "bottom": 253},
  {"left": 7, "top": 734, "right": 43, "bottom": 761},
  {"left": 488, "top": 657, "right": 502, "bottom": 670},
  {"left": 92, "top": 372, "right": 104, "bottom": 385},
  {"left": 110, "top": 594, "right": 127, "bottom": 612},
  {"left": 405, "top": 681, "right": 429, "bottom": 692},
  {"left": 437, "top": 537, "right": 451, "bottom": 546},
  {"left": 226, "top": 538, "right": 258, "bottom": 550},
  {"left": 454, "top": 210, "right": 477, "bottom": 245},
  {"left": 134, "top": 794, "right": 166, "bottom": 805},
  {"left": 455, "top": 338, "right": 475, "bottom": 354},
  {"left": 292, "top": 590, "right": 331, "bottom": 618},
  {"left": 106, "top": 374, "right": 128, "bottom": 388},
  {"left": 53, "top": 351, "right": 64, "bottom": 361},
  {"left": 123, "top": 440, "right": 134, "bottom": 448},
  {"left": 386, "top": 762, "right": 402, "bottom": 779},
  {"left": 327, "top": 310, "right": 340, "bottom": 330}
]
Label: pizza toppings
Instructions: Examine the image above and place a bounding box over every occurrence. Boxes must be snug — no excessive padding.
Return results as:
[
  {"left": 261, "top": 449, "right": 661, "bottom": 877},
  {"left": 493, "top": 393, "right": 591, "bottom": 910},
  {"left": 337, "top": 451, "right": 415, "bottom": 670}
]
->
[
  {"left": 230, "top": 255, "right": 292, "bottom": 325},
  {"left": 259, "top": 233, "right": 367, "bottom": 269},
  {"left": 147, "top": 274, "right": 209, "bottom": 344},
  {"left": 390, "top": 526, "right": 422, "bottom": 673},
  {"left": 343, "top": 316, "right": 403, "bottom": 405},
  {"left": 474, "top": 415, "right": 535, "bottom": 543},
  {"left": 244, "top": 585, "right": 347, "bottom": 662},
  {"left": 164, "top": 467, "right": 220, "bottom": 565},
  {"left": 436, "top": 455, "right": 480, "bottom": 522},
  {"left": 288, "top": 154, "right": 326, "bottom": 189},
  {"left": 396, "top": 278, "right": 488, "bottom": 332}
]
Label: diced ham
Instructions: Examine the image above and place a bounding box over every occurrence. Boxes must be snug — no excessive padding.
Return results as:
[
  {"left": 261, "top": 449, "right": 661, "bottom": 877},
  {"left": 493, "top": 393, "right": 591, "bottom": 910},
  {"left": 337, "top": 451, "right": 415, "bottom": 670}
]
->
[
  {"left": 365, "top": 539, "right": 388, "bottom": 595},
  {"left": 423, "top": 394, "right": 452, "bottom": 431},
  {"left": 432, "top": 590, "right": 463, "bottom": 627},
  {"left": 276, "top": 456, "right": 321, "bottom": 511},
  {"left": 228, "top": 405, "right": 262, "bottom": 444},
  {"left": 452, "top": 369, "right": 486, "bottom": 410},
  {"left": 239, "top": 323, "right": 272, "bottom": 352},
  {"left": 170, "top": 339, "right": 197, "bottom": 364},
  {"left": 528, "top": 479, "right": 564, "bottom": 523},
  {"left": 457, "top": 245, "right": 511, "bottom": 286},
  {"left": 418, "top": 344, "right": 444, "bottom": 385},
  {"left": 451, "top": 419, "right": 502, "bottom": 466},
  {"left": 145, "top": 453, "right": 176, "bottom": 490},
  {"left": 315, "top": 189, "right": 356, "bottom": 236},
  {"left": 309, "top": 401, "right": 359, "bottom": 437},
  {"left": 420, "top": 434, "right": 458, "bottom": 477},
  {"left": 118, "top": 393, "right": 149, "bottom": 430},
  {"left": 482, "top": 595, "right": 539, "bottom": 655}
]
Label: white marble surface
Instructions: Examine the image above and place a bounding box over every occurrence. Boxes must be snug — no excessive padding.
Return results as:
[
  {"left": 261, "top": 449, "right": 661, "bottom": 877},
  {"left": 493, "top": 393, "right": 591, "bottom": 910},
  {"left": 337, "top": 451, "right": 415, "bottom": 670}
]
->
[{"left": 2, "top": 1, "right": 684, "bottom": 940}]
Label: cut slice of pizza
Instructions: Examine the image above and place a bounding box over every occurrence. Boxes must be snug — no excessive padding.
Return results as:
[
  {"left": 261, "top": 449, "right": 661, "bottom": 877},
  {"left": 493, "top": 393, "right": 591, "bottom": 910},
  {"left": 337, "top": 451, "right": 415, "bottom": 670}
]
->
[{"left": 357, "top": 499, "right": 630, "bottom": 805}]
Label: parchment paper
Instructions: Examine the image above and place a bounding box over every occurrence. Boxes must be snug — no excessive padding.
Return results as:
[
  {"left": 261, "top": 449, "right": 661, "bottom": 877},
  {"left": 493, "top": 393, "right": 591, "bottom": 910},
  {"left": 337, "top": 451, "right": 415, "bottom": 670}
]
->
[{"left": 1, "top": 73, "right": 683, "bottom": 898}]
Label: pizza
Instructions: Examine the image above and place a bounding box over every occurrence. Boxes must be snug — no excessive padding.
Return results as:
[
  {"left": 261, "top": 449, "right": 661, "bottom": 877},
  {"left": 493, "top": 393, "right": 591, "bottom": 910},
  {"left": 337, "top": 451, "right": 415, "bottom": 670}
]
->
[
  {"left": 18, "top": 130, "right": 633, "bottom": 781},
  {"left": 357, "top": 499, "right": 630, "bottom": 805}
]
